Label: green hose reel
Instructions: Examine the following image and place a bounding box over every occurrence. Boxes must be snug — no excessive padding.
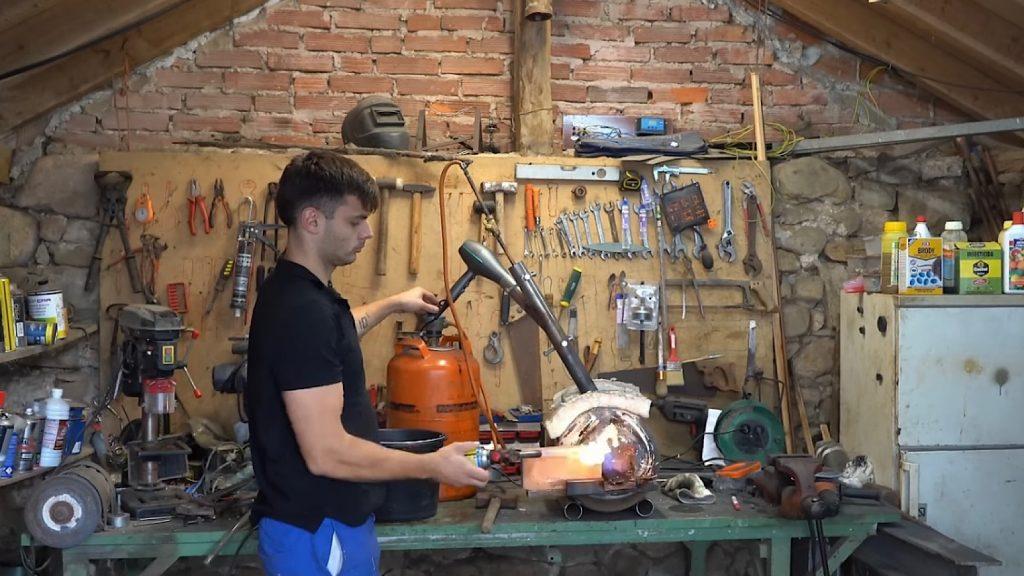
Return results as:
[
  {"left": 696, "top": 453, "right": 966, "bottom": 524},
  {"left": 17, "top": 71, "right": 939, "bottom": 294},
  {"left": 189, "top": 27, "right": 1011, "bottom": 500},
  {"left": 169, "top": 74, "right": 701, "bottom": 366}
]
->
[{"left": 714, "top": 399, "right": 786, "bottom": 465}]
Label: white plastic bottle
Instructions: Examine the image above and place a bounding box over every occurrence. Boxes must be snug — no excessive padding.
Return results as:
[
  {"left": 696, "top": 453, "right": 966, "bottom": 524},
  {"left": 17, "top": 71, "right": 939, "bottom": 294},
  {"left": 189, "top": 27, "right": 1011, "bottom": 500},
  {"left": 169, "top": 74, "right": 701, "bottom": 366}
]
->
[
  {"left": 941, "top": 221, "right": 968, "bottom": 293},
  {"left": 911, "top": 216, "right": 932, "bottom": 238},
  {"left": 39, "top": 388, "right": 70, "bottom": 468},
  {"left": 1005, "top": 211, "right": 1024, "bottom": 294}
]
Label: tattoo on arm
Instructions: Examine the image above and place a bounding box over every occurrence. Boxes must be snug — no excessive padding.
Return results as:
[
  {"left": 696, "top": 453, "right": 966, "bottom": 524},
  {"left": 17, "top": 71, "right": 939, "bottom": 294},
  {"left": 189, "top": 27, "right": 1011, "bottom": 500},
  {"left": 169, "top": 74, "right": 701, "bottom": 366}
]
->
[{"left": 358, "top": 314, "right": 370, "bottom": 334}]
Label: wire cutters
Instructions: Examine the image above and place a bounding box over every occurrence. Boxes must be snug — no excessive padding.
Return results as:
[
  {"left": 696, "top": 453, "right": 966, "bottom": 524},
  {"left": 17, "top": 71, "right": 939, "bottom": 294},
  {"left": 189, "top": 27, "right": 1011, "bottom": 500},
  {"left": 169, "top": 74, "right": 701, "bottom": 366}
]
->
[
  {"left": 209, "top": 178, "right": 233, "bottom": 229},
  {"left": 188, "top": 178, "right": 211, "bottom": 236}
]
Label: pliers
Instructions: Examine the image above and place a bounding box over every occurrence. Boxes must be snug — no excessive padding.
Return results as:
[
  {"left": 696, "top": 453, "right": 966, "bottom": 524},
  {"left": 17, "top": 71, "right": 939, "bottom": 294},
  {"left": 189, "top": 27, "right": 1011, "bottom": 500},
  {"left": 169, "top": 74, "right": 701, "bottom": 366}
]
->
[
  {"left": 209, "top": 178, "right": 233, "bottom": 229},
  {"left": 188, "top": 178, "right": 211, "bottom": 236}
]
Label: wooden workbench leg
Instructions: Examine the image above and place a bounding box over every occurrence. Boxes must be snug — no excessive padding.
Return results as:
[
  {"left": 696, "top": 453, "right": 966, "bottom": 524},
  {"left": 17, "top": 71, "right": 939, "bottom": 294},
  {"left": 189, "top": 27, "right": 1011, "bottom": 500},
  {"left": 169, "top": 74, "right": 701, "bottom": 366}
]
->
[
  {"left": 769, "top": 538, "right": 790, "bottom": 576},
  {"left": 685, "top": 541, "right": 709, "bottom": 576},
  {"left": 813, "top": 535, "right": 866, "bottom": 576},
  {"left": 138, "top": 554, "right": 180, "bottom": 576}
]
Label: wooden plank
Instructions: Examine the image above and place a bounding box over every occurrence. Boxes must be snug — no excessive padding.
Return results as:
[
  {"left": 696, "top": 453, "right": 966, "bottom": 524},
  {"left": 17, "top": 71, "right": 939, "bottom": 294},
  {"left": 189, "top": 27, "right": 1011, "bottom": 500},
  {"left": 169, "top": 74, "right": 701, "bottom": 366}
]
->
[
  {"left": 0, "top": 0, "right": 64, "bottom": 34},
  {"left": 872, "top": 0, "right": 1024, "bottom": 89},
  {"left": 0, "top": 0, "right": 182, "bottom": 79},
  {"left": 0, "top": 145, "right": 11, "bottom": 184},
  {"left": 772, "top": 0, "right": 1024, "bottom": 121},
  {"left": 0, "top": 0, "right": 265, "bottom": 132},
  {"left": 972, "top": 0, "right": 1024, "bottom": 31},
  {"left": 0, "top": 323, "right": 97, "bottom": 366},
  {"left": 839, "top": 293, "right": 899, "bottom": 490},
  {"left": 97, "top": 152, "right": 779, "bottom": 442},
  {"left": 512, "top": 0, "right": 554, "bottom": 155},
  {"left": 750, "top": 73, "right": 767, "bottom": 163}
]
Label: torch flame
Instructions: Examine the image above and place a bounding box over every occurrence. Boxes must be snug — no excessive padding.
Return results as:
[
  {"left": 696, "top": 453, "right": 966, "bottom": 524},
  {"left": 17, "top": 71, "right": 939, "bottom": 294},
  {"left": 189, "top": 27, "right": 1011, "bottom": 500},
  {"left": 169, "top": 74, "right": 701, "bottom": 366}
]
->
[{"left": 574, "top": 423, "right": 621, "bottom": 465}]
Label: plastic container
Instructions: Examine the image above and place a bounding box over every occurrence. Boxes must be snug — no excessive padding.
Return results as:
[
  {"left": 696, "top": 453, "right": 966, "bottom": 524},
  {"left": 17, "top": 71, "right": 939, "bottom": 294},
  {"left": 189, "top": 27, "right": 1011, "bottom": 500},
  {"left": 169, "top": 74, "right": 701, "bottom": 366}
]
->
[
  {"left": 62, "top": 403, "right": 86, "bottom": 457},
  {"left": 39, "top": 389, "right": 70, "bottom": 468},
  {"left": 941, "top": 221, "right": 968, "bottom": 293},
  {"left": 375, "top": 428, "right": 446, "bottom": 523},
  {"left": 998, "top": 220, "right": 1012, "bottom": 247},
  {"left": 911, "top": 216, "right": 932, "bottom": 238},
  {"left": 1004, "top": 211, "right": 1024, "bottom": 294},
  {"left": 881, "top": 222, "right": 908, "bottom": 294}
]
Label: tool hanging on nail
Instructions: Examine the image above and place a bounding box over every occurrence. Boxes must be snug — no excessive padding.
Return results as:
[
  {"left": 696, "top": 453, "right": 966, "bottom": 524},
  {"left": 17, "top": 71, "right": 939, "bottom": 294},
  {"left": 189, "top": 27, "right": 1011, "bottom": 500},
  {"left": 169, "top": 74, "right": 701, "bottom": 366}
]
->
[
  {"left": 187, "top": 178, "right": 211, "bottom": 236},
  {"left": 255, "top": 182, "right": 279, "bottom": 292},
  {"left": 204, "top": 258, "right": 234, "bottom": 318},
  {"left": 87, "top": 171, "right": 144, "bottom": 295},
  {"left": 231, "top": 198, "right": 284, "bottom": 319},
  {"left": 560, "top": 267, "right": 583, "bottom": 308},
  {"left": 483, "top": 331, "right": 504, "bottom": 364},
  {"left": 523, "top": 184, "right": 537, "bottom": 258},
  {"left": 134, "top": 189, "right": 155, "bottom": 225},
  {"left": 208, "top": 178, "right": 233, "bottom": 230},
  {"left": 741, "top": 181, "right": 765, "bottom": 277},
  {"left": 717, "top": 181, "right": 737, "bottom": 263}
]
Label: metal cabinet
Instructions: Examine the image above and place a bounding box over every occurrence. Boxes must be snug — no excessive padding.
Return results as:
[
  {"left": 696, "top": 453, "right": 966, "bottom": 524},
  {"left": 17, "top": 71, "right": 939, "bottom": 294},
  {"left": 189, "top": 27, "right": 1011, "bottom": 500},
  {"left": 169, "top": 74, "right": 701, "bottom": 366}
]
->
[{"left": 840, "top": 293, "right": 1024, "bottom": 576}]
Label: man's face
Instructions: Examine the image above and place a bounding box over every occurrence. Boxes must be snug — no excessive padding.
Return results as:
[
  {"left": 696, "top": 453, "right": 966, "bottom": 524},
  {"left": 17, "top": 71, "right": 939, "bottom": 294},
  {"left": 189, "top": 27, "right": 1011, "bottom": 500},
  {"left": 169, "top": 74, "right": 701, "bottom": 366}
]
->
[{"left": 320, "top": 195, "right": 373, "bottom": 267}]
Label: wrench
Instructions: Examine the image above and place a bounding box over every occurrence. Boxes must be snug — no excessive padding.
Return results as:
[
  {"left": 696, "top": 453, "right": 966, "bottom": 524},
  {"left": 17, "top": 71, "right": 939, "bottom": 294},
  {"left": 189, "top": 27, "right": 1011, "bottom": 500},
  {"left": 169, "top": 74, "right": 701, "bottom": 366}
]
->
[
  {"left": 742, "top": 182, "right": 765, "bottom": 276},
  {"left": 717, "top": 181, "right": 737, "bottom": 262},
  {"left": 554, "top": 220, "right": 568, "bottom": 257},
  {"left": 523, "top": 225, "right": 534, "bottom": 258},
  {"left": 568, "top": 211, "right": 587, "bottom": 258},
  {"left": 590, "top": 202, "right": 607, "bottom": 244},
  {"left": 539, "top": 223, "right": 551, "bottom": 258},
  {"left": 559, "top": 216, "right": 577, "bottom": 258},
  {"left": 578, "top": 210, "right": 595, "bottom": 257},
  {"left": 634, "top": 204, "right": 652, "bottom": 258},
  {"left": 547, "top": 227, "right": 560, "bottom": 258},
  {"left": 604, "top": 201, "right": 620, "bottom": 243},
  {"left": 693, "top": 227, "right": 713, "bottom": 270},
  {"left": 673, "top": 232, "right": 688, "bottom": 261},
  {"left": 619, "top": 198, "right": 634, "bottom": 259}
]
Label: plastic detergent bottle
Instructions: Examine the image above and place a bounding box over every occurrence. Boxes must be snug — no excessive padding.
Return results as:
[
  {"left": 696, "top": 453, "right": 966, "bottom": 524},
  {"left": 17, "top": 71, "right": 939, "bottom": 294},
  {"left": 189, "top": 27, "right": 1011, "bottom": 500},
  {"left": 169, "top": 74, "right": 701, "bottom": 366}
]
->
[
  {"left": 911, "top": 216, "right": 932, "bottom": 238},
  {"left": 881, "top": 221, "right": 908, "bottom": 294},
  {"left": 941, "top": 221, "right": 968, "bottom": 293},
  {"left": 1004, "top": 211, "right": 1024, "bottom": 294},
  {"left": 39, "top": 388, "right": 70, "bottom": 468}
]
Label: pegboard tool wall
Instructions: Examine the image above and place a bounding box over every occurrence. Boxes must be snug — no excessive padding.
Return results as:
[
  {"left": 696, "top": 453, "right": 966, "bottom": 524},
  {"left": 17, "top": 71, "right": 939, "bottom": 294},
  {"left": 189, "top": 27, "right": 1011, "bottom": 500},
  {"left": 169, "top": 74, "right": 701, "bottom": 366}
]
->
[{"left": 97, "top": 151, "right": 778, "bottom": 434}]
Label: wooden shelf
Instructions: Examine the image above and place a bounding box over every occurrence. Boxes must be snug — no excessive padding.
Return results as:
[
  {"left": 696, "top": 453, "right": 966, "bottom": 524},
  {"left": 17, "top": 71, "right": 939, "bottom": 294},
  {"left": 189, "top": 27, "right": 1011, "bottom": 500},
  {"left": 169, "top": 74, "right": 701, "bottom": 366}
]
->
[
  {"left": 0, "top": 447, "right": 94, "bottom": 489},
  {"left": 0, "top": 323, "right": 98, "bottom": 366}
]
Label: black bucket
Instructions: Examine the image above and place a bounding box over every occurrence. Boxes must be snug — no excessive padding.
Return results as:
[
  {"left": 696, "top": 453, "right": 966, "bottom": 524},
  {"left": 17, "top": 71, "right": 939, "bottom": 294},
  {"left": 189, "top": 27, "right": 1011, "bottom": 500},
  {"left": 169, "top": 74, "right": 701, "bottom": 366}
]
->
[{"left": 375, "top": 428, "right": 446, "bottom": 523}]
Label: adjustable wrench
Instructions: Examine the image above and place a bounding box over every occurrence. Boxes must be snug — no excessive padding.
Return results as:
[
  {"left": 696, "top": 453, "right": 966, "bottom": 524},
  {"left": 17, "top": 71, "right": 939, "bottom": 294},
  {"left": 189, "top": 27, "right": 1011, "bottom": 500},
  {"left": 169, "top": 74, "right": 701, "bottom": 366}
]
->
[
  {"left": 634, "top": 204, "right": 652, "bottom": 258},
  {"left": 742, "top": 181, "right": 765, "bottom": 276},
  {"left": 717, "top": 181, "right": 737, "bottom": 262},
  {"left": 604, "top": 201, "right": 620, "bottom": 243},
  {"left": 619, "top": 198, "right": 635, "bottom": 259}
]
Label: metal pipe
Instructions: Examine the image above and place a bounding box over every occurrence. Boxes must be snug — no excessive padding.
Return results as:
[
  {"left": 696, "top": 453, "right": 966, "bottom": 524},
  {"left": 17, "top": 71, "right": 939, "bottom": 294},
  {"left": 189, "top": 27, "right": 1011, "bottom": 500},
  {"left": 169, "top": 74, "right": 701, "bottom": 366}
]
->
[
  {"left": 634, "top": 498, "right": 655, "bottom": 517},
  {"left": 563, "top": 501, "right": 584, "bottom": 520}
]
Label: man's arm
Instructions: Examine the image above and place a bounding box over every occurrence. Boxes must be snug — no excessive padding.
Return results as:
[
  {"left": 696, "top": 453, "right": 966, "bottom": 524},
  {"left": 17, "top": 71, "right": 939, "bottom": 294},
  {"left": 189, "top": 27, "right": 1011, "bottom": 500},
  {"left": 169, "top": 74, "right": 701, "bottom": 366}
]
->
[
  {"left": 350, "top": 287, "right": 440, "bottom": 337},
  {"left": 283, "top": 383, "right": 489, "bottom": 486}
]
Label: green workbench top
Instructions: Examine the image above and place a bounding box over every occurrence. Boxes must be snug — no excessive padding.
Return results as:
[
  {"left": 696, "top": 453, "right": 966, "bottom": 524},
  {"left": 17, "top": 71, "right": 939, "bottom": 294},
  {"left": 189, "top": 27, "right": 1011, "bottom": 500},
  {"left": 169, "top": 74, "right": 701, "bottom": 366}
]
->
[{"left": 31, "top": 490, "right": 899, "bottom": 551}]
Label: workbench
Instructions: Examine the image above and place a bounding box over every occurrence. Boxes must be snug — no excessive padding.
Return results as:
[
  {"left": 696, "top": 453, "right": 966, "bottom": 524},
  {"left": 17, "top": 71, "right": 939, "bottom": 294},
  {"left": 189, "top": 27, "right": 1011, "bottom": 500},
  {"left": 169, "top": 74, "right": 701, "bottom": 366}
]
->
[{"left": 27, "top": 491, "right": 898, "bottom": 576}]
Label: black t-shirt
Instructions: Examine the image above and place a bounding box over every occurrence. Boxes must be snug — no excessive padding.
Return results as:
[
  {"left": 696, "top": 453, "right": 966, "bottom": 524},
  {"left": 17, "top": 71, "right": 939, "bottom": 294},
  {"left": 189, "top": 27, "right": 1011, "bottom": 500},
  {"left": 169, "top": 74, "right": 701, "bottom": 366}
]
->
[{"left": 246, "top": 259, "right": 385, "bottom": 531}]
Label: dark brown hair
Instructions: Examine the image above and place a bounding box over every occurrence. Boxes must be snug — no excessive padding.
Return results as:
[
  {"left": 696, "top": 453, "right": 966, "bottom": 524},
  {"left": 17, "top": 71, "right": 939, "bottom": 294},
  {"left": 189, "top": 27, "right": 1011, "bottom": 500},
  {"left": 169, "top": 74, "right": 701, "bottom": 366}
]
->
[{"left": 276, "top": 151, "right": 379, "bottom": 226}]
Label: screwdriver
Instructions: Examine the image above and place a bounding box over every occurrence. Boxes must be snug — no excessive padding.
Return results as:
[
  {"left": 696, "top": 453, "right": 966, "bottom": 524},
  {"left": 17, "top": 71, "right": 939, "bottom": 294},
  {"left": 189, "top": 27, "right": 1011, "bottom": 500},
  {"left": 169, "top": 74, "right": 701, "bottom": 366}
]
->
[
  {"left": 204, "top": 258, "right": 235, "bottom": 317},
  {"left": 560, "top": 267, "right": 583, "bottom": 308}
]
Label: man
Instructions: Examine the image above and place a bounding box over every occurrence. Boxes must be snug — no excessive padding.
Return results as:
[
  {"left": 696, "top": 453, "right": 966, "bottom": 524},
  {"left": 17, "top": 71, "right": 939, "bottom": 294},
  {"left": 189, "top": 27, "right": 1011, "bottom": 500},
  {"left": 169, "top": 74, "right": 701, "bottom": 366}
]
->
[{"left": 246, "top": 150, "right": 489, "bottom": 576}]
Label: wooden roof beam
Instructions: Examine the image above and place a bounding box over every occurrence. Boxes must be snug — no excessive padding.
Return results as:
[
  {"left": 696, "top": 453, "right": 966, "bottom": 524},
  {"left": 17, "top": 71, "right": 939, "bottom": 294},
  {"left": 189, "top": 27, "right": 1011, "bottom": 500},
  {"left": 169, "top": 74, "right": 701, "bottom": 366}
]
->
[
  {"left": 0, "top": 0, "right": 265, "bottom": 133},
  {"left": 771, "top": 0, "right": 1024, "bottom": 121},
  {"left": 872, "top": 0, "right": 1024, "bottom": 90}
]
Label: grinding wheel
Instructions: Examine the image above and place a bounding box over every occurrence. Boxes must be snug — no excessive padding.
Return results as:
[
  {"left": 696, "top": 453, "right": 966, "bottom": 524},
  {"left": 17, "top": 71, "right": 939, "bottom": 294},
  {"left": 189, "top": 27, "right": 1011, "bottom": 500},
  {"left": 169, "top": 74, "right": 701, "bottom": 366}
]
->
[
  {"left": 24, "top": 467, "right": 107, "bottom": 548},
  {"left": 714, "top": 399, "right": 785, "bottom": 465}
]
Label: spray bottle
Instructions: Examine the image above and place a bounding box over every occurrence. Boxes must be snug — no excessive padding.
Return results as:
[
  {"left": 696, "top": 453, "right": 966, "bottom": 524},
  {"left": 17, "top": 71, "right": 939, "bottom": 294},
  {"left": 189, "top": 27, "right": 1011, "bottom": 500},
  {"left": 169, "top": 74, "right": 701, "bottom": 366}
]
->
[{"left": 1003, "top": 211, "right": 1024, "bottom": 294}]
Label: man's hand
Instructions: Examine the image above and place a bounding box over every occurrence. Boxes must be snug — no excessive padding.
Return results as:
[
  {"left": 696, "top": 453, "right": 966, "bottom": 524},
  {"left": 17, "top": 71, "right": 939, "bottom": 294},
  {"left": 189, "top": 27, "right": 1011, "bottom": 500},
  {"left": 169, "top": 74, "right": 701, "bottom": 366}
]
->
[
  {"left": 427, "top": 442, "right": 491, "bottom": 488},
  {"left": 391, "top": 287, "right": 440, "bottom": 315}
]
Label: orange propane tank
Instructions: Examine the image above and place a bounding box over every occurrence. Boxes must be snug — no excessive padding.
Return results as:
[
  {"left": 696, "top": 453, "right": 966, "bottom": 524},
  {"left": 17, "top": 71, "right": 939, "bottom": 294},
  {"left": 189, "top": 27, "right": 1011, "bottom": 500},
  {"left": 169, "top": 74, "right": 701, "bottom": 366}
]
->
[{"left": 386, "top": 335, "right": 480, "bottom": 501}]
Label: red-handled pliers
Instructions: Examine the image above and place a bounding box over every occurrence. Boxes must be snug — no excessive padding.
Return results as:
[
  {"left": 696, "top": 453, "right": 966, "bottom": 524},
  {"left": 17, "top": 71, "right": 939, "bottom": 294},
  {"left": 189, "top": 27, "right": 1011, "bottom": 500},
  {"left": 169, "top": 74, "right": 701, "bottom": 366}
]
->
[{"left": 188, "top": 178, "right": 211, "bottom": 236}]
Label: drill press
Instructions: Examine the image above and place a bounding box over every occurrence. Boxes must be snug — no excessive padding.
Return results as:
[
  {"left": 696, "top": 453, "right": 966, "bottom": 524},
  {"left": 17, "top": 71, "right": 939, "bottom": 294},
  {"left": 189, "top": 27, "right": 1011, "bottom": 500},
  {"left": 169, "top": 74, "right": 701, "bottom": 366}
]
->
[{"left": 117, "top": 304, "right": 193, "bottom": 518}]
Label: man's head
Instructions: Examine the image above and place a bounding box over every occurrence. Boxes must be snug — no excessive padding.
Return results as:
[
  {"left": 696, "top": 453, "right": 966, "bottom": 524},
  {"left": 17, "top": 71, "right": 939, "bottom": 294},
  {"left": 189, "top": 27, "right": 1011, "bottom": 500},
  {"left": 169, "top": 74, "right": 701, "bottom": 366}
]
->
[{"left": 277, "top": 151, "right": 379, "bottom": 267}]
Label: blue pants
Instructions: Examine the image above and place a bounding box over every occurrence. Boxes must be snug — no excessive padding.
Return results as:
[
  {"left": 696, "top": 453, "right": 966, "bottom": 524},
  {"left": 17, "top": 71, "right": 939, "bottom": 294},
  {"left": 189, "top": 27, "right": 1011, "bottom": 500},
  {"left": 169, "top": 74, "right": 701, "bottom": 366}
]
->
[{"left": 258, "top": 515, "right": 379, "bottom": 576}]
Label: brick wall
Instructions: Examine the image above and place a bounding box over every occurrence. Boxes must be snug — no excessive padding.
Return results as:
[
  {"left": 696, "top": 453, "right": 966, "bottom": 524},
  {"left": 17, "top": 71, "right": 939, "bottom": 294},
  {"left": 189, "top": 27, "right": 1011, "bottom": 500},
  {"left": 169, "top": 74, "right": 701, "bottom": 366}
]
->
[{"left": 35, "top": 0, "right": 969, "bottom": 156}]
